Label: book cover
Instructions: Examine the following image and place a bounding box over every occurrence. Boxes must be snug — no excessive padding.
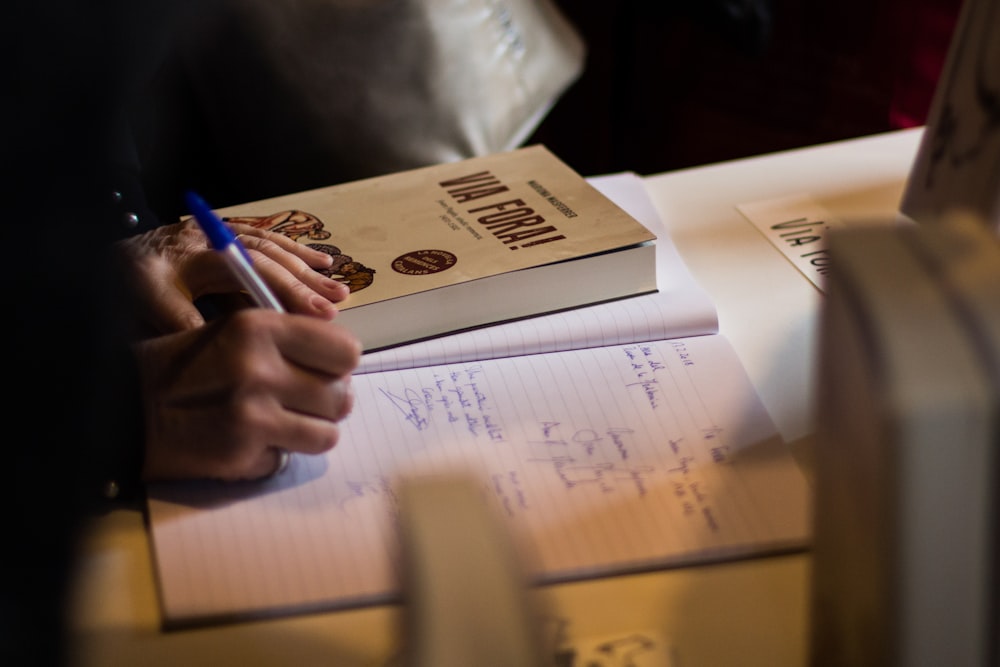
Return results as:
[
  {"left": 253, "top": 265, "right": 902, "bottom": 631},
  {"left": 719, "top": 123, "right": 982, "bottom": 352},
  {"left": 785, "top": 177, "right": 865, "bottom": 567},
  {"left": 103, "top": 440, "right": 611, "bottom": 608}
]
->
[
  {"left": 212, "top": 145, "right": 657, "bottom": 350},
  {"left": 354, "top": 172, "right": 719, "bottom": 375}
]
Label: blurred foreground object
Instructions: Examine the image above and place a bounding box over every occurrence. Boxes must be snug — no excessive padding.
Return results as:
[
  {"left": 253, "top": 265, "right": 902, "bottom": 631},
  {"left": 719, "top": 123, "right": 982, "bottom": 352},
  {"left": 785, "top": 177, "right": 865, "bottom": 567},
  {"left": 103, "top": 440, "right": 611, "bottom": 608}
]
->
[
  {"left": 810, "top": 212, "right": 1000, "bottom": 666},
  {"left": 397, "top": 473, "right": 546, "bottom": 667},
  {"left": 149, "top": 0, "right": 586, "bottom": 209}
]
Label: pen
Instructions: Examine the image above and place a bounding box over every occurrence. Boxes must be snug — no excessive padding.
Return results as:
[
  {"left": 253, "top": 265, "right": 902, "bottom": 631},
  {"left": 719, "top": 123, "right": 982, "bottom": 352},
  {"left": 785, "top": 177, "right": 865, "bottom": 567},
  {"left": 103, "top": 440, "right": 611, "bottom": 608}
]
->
[{"left": 184, "top": 190, "right": 286, "bottom": 312}]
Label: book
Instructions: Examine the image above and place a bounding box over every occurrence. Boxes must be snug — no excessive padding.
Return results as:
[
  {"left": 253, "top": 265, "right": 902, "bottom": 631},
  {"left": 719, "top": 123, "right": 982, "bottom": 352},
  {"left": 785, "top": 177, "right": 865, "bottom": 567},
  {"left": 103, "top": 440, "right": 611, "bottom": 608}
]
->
[
  {"left": 211, "top": 145, "right": 658, "bottom": 351},
  {"left": 809, "top": 214, "right": 1000, "bottom": 667},
  {"left": 355, "top": 172, "right": 719, "bottom": 374},
  {"left": 898, "top": 0, "right": 1000, "bottom": 234},
  {"left": 146, "top": 176, "right": 811, "bottom": 628}
]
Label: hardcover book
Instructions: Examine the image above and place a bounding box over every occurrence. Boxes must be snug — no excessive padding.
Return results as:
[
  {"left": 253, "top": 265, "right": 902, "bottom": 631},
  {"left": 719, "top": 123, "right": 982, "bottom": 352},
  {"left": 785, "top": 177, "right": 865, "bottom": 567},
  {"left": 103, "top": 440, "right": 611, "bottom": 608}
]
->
[{"left": 212, "top": 145, "right": 658, "bottom": 351}]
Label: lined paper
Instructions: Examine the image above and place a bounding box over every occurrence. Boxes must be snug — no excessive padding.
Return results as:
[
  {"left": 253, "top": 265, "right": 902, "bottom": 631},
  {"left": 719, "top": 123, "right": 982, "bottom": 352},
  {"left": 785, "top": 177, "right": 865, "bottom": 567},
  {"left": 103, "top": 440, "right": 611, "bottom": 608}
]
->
[{"left": 148, "top": 334, "right": 810, "bottom": 627}]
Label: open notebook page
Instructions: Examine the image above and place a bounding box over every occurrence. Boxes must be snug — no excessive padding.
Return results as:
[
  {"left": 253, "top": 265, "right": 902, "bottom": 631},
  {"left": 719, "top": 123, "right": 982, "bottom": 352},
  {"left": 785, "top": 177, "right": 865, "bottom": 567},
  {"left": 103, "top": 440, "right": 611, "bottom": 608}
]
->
[
  {"left": 148, "top": 333, "right": 810, "bottom": 627},
  {"left": 356, "top": 172, "right": 718, "bottom": 374}
]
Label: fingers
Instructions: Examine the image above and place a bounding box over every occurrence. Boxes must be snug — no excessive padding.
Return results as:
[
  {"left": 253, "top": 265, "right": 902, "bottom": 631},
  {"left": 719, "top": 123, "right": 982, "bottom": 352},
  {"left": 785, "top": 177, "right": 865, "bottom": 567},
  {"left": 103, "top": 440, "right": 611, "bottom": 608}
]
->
[
  {"left": 242, "top": 313, "right": 360, "bottom": 462},
  {"left": 227, "top": 222, "right": 334, "bottom": 270},
  {"left": 229, "top": 226, "right": 351, "bottom": 316},
  {"left": 275, "top": 371, "right": 355, "bottom": 426},
  {"left": 115, "top": 233, "right": 208, "bottom": 334},
  {"left": 136, "top": 310, "right": 361, "bottom": 484},
  {"left": 179, "top": 239, "right": 347, "bottom": 321},
  {"left": 151, "top": 280, "right": 207, "bottom": 331},
  {"left": 270, "top": 314, "right": 362, "bottom": 378},
  {"left": 127, "top": 260, "right": 207, "bottom": 333},
  {"left": 267, "top": 398, "right": 351, "bottom": 456},
  {"left": 223, "top": 378, "right": 353, "bottom": 481}
]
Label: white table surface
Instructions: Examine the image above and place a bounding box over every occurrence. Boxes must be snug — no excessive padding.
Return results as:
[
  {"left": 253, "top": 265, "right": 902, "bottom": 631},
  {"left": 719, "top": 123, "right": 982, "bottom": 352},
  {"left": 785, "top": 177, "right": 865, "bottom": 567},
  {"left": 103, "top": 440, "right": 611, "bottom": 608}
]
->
[
  {"left": 68, "top": 128, "right": 924, "bottom": 667},
  {"left": 645, "top": 127, "right": 922, "bottom": 449}
]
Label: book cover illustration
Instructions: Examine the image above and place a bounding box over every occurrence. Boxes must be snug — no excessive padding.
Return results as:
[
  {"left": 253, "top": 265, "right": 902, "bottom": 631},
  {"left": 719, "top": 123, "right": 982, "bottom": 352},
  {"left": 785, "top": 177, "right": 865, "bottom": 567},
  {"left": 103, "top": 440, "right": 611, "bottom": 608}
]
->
[{"left": 223, "top": 209, "right": 378, "bottom": 294}]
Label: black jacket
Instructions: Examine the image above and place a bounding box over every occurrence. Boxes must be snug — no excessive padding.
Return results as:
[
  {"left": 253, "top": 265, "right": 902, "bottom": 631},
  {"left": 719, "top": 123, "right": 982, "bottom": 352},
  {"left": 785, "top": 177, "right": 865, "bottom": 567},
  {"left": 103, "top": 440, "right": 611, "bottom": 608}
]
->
[{"left": 1, "top": 2, "right": 198, "bottom": 663}]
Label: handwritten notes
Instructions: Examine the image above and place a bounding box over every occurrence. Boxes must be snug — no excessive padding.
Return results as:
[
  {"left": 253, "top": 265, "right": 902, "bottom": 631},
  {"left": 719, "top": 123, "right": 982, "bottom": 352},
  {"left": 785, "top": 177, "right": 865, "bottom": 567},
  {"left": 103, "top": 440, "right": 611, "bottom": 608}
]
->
[
  {"left": 356, "top": 288, "right": 718, "bottom": 375},
  {"left": 148, "top": 334, "right": 810, "bottom": 627}
]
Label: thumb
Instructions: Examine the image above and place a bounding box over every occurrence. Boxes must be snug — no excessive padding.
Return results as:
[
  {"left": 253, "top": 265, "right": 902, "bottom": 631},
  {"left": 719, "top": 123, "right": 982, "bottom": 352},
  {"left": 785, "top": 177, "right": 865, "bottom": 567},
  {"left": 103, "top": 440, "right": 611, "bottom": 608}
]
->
[{"left": 149, "top": 282, "right": 207, "bottom": 332}]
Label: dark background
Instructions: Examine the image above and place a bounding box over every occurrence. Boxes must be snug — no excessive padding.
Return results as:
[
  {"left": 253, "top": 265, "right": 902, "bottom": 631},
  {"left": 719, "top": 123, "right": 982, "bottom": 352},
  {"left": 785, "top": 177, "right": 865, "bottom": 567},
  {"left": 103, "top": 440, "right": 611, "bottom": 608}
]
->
[
  {"left": 528, "top": 0, "right": 961, "bottom": 177},
  {"left": 132, "top": 0, "right": 963, "bottom": 219}
]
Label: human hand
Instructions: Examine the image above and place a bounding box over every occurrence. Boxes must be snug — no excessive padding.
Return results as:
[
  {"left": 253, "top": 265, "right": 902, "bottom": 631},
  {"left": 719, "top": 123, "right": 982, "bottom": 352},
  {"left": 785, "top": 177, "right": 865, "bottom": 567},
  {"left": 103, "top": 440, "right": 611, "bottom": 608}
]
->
[
  {"left": 134, "top": 309, "right": 361, "bottom": 482},
  {"left": 116, "top": 218, "right": 351, "bottom": 335}
]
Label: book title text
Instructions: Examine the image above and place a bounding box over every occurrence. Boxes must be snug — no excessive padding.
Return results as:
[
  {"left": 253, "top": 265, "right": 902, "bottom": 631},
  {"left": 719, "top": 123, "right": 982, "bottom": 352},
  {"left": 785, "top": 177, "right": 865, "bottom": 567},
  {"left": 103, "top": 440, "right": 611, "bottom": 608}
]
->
[{"left": 439, "top": 171, "right": 568, "bottom": 250}]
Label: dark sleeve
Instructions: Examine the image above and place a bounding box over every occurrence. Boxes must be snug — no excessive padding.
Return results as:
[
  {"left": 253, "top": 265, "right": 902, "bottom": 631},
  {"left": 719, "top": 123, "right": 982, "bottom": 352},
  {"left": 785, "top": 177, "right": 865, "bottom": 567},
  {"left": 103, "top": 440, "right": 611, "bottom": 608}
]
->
[{"left": 1, "top": 1, "right": 195, "bottom": 663}]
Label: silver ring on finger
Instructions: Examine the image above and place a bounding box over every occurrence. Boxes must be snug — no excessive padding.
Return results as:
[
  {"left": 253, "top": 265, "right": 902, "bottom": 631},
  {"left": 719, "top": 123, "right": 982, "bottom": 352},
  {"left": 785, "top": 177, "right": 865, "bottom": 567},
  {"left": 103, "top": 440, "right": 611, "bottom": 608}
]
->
[{"left": 264, "top": 447, "right": 291, "bottom": 479}]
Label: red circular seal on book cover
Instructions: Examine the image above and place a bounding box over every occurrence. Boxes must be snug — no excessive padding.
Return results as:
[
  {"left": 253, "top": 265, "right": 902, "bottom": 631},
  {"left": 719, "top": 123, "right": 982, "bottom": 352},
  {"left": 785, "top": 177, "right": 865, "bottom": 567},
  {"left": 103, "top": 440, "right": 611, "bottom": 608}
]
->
[{"left": 391, "top": 249, "right": 458, "bottom": 276}]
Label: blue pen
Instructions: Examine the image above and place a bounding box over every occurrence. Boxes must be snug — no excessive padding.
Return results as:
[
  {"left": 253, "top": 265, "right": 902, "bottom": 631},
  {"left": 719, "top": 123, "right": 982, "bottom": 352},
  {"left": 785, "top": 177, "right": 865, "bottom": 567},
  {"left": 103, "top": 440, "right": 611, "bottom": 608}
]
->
[{"left": 184, "top": 191, "right": 285, "bottom": 312}]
